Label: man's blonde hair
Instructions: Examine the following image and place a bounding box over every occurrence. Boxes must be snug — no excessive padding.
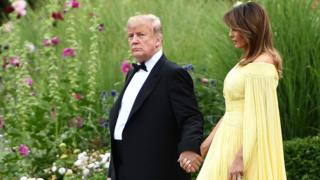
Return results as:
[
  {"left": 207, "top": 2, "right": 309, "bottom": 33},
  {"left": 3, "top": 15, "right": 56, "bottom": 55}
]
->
[{"left": 127, "top": 14, "right": 163, "bottom": 39}]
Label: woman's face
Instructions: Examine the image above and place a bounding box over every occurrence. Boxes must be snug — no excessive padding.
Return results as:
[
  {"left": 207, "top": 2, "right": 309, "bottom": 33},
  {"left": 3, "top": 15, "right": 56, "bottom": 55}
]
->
[{"left": 229, "top": 29, "right": 248, "bottom": 50}]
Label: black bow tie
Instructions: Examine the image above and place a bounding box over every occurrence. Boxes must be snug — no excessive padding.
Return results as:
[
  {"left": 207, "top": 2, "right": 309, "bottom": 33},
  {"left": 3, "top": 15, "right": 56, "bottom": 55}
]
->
[{"left": 132, "top": 62, "right": 148, "bottom": 72}]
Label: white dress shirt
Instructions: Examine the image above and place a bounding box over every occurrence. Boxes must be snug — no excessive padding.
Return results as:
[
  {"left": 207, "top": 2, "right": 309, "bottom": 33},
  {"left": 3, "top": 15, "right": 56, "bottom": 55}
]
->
[{"left": 114, "top": 49, "right": 163, "bottom": 140}]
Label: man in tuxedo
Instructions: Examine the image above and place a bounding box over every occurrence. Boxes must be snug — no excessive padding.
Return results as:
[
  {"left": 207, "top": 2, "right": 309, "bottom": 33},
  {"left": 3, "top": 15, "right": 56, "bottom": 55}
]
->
[{"left": 107, "top": 14, "right": 203, "bottom": 180}]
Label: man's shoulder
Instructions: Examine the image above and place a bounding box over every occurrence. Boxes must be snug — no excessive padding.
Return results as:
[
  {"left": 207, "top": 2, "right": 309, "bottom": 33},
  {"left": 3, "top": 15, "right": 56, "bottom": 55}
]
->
[{"left": 161, "top": 56, "right": 182, "bottom": 71}]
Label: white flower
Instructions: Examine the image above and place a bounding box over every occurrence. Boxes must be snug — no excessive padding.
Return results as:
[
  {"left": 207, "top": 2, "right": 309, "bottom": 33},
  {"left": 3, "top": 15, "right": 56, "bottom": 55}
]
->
[
  {"left": 78, "top": 152, "right": 89, "bottom": 161},
  {"left": 94, "top": 162, "right": 100, "bottom": 169},
  {"left": 78, "top": 152, "right": 87, "bottom": 158},
  {"left": 51, "top": 166, "right": 57, "bottom": 172},
  {"left": 36, "top": 178, "right": 44, "bottom": 180},
  {"left": 87, "top": 163, "right": 95, "bottom": 169},
  {"left": 82, "top": 168, "right": 90, "bottom": 176},
  {"left": 58, "top": 167, "right": 66, "bottom": 175},
  {"left": 74, "top": 159, "right": 82, "bottom": 167},
  {"left": 103, "top": 162, "right": 110, "bottom": 169},
  {"left": 101, "top": 153, "right": 110, "bottom": 163},
  {"left": 20, "top": 177, "right": 28, "bottom": 180},
  {"left": 65, "top": 169, "right": 73, "bottom": 175},
  {"left": 233, "top": 1, "right": 243, "bottom": 7},
  {"left": 2, "top": 21, "right": 13, "bottom": 33},
  {"left": 25, "top": 43, "right": 36, "bottom": 53}
]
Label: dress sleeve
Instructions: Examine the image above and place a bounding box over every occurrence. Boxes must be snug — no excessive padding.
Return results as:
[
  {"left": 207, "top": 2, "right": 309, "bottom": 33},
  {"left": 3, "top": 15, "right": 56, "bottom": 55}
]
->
[{"left": 242, "top": 73, "right": 286, "bottom": 176}]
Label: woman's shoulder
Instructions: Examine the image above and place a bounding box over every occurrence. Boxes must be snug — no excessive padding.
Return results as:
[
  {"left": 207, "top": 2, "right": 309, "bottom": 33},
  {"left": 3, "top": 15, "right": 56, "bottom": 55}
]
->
[
  {"left": 242, "top": 54, "right": 278, "bottom": 77},
  {"left": 253, "top": 53, "right": 275, "bottom": 64}
]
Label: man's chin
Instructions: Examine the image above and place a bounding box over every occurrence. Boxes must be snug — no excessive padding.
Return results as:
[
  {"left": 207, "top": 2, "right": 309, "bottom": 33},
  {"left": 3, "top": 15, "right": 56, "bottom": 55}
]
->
[{"left": 132, "top": 54, "right": 146, "bottom": 62}]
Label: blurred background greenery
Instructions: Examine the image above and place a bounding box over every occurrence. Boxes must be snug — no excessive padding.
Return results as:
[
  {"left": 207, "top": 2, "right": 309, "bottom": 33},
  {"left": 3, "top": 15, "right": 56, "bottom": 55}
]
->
[{"left": 0, "top": 0, "right": 319, "bottom": 179}]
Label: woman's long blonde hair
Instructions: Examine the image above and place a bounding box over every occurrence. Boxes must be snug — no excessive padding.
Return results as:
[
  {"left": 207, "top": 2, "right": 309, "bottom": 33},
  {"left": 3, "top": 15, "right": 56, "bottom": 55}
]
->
[{"left": 224, "top": 2, "right": 282, "bottom": 76}]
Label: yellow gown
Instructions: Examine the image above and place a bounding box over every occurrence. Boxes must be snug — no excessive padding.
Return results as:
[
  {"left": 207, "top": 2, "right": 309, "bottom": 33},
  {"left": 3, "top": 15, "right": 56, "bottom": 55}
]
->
[{"left": 197, "top": 62, "right": 287, "bottom": 180}]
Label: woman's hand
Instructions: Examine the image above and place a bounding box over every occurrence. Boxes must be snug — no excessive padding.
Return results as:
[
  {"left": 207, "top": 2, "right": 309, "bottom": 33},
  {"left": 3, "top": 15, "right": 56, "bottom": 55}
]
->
[
  {"left": 228, "top": 148, "right": 244, "bottom": 180},
  {"left": 200, "top": 139, "right": 210, "bottom": 158},
  {"left": 201, "top": 116, "right": 224, "bottom": 158}
]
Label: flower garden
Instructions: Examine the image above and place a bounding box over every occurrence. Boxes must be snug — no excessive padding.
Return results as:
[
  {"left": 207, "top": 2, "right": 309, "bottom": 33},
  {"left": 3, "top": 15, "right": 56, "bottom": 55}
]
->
[{"left": 0, "top": 0, "right": 319, "bottom": 179}]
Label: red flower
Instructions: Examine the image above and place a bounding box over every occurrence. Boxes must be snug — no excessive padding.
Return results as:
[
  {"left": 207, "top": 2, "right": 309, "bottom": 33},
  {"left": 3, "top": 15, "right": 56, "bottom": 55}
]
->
[
  {"left": 51, "top": 36, "right": 60, "bottom": 45},
  {"left": 0, "top": 116, "right": 4, "bottom": 129},
  {"left": 73, "top": 93, "right": 81, "bottom": 100},
  {"left": 2, "top": 57, "right": 9, "bottom": 69},
  {"left": 4, "top": 6, "right": 15, "bottom": 13},
  {"left": 52, "top": 12, "right": 64, "bottom": 21}
]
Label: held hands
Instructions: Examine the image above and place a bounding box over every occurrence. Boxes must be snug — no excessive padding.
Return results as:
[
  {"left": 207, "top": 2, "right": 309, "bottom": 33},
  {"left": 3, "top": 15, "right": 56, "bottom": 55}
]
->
[
  {"left": 228, "top": 152, "right": 244, "bottom": 180},
  {"left": 178, "top": 151, "right": 203, "bottom": 173}
]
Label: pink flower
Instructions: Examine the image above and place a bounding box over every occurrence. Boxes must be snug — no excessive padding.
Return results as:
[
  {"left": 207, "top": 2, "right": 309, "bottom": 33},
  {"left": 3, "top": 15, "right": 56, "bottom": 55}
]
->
[
  {"left": 121, "top": 60, "right": 132, "bottom": 75},
  {"left": 19, "top": 144, "right": 30, "bottom": 157},
  {"left": 69, "top": 0, "right": 80, "bottom": 8},
  {"left": 42, "top": 39, "right": 51, "bottom": 46},
  {"left": 200, "top": 78, "right": 209, "bottom": 85},
  {"left": 73, "top": 93, "right": 81, "bottom": 100},
  {"left": 52, "top": 12, "right": 64, "bottom": 21},
  {"left": 0, "top": 116, "right": 4, "bottom": 129},
  {"left": 51, "top": 107, "right": 56, "bottom": 120},
  {"left": 12, "top": 0, "right": 27, "bottom": 17},
  {"left": 97, "top": 24, "right": 105, "bottom": 32},
  {"left": 25, "top": 77, "right": 33, "bottom": 87},
  {"left": 51, "top": 36, "right": 60, "bottom": 46},
  {"left": 63, "top": 48, "right": 75, "bottom": 58},
  {"left": 68, "top": 116, "right": 83, "bottom": 128},
  {"left": 10, "top": 57, "right": 20, "bottom": 67}
]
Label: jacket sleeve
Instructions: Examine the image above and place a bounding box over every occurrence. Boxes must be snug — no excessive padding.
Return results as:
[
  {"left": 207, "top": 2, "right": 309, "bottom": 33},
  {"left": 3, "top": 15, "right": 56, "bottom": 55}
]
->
[
  {"left": 242, "top": 73, "right": 286, "bottom": 178},
  {"left": 169, "top": 67, "right": 204, "bottom": 154}
]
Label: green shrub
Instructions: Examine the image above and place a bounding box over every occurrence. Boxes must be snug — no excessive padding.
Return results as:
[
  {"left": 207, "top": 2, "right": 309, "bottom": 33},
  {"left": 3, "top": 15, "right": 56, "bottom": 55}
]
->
[{"left": 284, "top": 136, "right": 320, "bottom": 180}]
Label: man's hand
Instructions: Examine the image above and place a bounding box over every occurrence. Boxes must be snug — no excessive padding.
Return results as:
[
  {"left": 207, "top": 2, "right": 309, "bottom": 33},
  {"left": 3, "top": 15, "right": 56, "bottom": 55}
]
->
[
  {"left": 106, "top": 178, "right": 111, "bottom": 180},
  {"left": 178, "top": 151, "right": 203, "bottom": 173}
]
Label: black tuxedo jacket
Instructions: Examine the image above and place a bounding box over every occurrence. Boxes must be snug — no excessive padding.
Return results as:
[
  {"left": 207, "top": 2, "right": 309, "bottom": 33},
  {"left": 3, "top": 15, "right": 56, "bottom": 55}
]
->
[{"left": 108, "top": 54, "right": 203, "bottom": 180}]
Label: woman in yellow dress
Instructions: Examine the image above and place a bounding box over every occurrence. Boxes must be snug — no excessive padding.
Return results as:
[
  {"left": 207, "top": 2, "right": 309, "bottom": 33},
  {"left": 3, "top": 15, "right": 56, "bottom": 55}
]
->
[{"left": 195, "top": 2, "right": 287, "bottom": 180}]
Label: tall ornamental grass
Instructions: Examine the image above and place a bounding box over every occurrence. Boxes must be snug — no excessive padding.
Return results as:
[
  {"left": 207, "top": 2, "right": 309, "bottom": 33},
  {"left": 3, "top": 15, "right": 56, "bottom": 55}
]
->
[{"left": 263, "top": 0, "right": 320, "bottom": 139}]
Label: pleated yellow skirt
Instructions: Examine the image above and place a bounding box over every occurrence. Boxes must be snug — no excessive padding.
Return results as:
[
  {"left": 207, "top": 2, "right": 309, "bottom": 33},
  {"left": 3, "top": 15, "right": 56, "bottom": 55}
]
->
[{"left": 197, "top": 112, "right": 243, "bottom": 180}]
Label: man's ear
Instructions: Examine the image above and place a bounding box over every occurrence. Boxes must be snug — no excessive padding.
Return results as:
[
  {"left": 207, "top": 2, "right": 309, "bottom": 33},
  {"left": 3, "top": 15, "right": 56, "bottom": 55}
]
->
[{"left": 155, "top": 36, "right": 162, "bottom": 48}]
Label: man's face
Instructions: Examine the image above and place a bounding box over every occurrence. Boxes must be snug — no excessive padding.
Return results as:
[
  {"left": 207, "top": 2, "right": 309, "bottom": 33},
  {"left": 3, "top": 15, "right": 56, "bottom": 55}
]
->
[{"left": 127, "top": 23, "right": 160, "bottom": 62}]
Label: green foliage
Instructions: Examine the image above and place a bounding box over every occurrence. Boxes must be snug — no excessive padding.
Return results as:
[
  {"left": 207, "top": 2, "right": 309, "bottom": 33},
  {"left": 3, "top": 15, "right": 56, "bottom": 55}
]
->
[
  {"left": 263, "top": 0, "right": 320, "bottom": 139},
  {"left": 284, "top": 136, "right": 320, "bottom": 180},
  {"left": 187, "top": 65, "right": 225, "bottom": 136},
  {"left": 0, "top": 0, "right": 320, "bottom": 177}
]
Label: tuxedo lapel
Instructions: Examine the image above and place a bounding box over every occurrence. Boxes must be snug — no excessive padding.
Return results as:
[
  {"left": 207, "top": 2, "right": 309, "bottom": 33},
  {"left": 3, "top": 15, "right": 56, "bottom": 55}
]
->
[{"left": 127, "top": 56, "right": 166, "bottom": 121}]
